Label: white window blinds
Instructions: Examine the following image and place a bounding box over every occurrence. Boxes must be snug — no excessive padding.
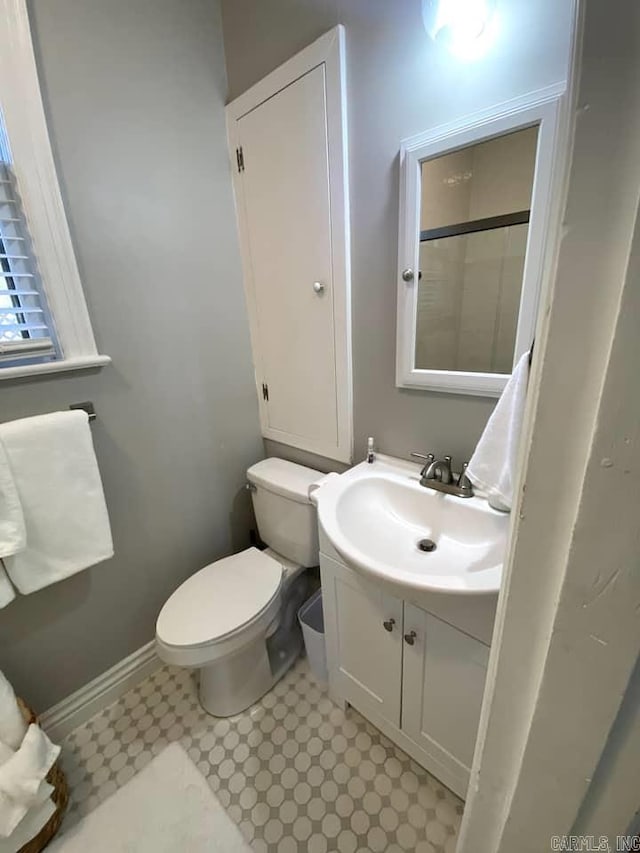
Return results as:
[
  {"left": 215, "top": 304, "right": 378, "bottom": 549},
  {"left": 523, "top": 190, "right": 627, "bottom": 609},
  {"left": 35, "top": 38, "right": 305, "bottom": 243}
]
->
[{"left": 0, "top": 109, "right": 57, "bottom": 365}]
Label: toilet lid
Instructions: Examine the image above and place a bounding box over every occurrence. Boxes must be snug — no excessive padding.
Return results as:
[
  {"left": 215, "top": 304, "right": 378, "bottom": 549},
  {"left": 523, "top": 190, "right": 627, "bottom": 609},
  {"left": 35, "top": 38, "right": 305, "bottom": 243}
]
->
[{"left": 156, "top": 548, "right": 283, "bottom": 649}]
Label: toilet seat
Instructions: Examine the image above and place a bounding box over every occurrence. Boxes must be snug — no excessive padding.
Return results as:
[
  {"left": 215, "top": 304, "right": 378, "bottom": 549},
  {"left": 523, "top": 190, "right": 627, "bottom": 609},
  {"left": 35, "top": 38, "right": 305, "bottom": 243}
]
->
[{"left": 155, "top": 547, "right": 284, "bottom": 667}]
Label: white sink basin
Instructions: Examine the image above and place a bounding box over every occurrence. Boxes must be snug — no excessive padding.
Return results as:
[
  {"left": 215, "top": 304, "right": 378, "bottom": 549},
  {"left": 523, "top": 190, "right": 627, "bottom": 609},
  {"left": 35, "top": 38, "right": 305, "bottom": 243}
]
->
[{"left": 315, "top": 455, "right": 509, "bottom": 595}]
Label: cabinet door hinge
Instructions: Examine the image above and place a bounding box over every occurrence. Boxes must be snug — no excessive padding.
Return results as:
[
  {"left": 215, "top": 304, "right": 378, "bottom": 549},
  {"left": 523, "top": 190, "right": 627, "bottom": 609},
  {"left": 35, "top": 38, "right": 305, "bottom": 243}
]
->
[
  {"left": 236, "top": 146, "right": 245, "bottom": 173},
  {"left": 262, "top": 383, "right": 269, "bottom": 401}
]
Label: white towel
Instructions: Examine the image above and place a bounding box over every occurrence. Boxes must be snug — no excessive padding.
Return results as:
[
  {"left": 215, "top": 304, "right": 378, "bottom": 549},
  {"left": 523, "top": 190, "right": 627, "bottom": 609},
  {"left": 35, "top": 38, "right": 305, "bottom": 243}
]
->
[
  {"left": 0, "top": 441, "right": 25, "bottom": 608},
  {"left": 0, "top": 442, "right": 25, "bottom": 560},
  {"left": 0, "top": 675, "right": 26, "bottom": 753},
  {"left": 0, "top": 570, "right": 15, "bottom": 611},
  {"left": 0, "top": 789, "right": 55, "bottom": 853},
  {"left": 467, "top": 351, "right": 530, "bottom": 511},
  {"left": 0, "top": 779, "right": 54, "bottom": 842},
  {"left": 0, "top": 725, "right": 59, "bottom": 801},
  {"left": 0, "top": 724, "right": 59, "bottom": 838},
  {"left": 0, "top": 411, "right": 113, "bottom": 594}
]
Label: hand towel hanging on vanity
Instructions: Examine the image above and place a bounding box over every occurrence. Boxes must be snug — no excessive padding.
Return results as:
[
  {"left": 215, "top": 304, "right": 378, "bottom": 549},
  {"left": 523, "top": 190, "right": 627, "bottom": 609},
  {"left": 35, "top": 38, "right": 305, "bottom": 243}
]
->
[
  {"left": 466, "top": 351, "right": 531, "bottom": 511},
  {"left": 0, "top": 410, "right": 113, "bottom": 596}
]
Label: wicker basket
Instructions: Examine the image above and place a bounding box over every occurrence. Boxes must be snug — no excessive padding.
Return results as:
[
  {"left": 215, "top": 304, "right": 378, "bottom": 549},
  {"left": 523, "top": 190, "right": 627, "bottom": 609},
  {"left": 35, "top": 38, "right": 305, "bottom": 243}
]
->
[{"left": 14, "top": 699, "right": 68, "bottom": 853}]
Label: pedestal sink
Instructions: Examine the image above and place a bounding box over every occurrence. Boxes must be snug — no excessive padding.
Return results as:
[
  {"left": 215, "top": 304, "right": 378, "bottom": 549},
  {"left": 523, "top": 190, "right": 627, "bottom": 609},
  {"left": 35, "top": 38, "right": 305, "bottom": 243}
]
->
[{"left": 313, "top": 454, "right": 509, "bottom": 595}]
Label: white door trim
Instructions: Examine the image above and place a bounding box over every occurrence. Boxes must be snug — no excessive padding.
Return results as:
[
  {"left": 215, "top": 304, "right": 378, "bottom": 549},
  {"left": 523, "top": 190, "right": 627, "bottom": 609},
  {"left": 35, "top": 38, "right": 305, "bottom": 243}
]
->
[
  {"left": 458, "top": 1, "right": 640, "bottom": 849},
  {"left": 226, "top": 27, "right": 352, "bottom": 463}
]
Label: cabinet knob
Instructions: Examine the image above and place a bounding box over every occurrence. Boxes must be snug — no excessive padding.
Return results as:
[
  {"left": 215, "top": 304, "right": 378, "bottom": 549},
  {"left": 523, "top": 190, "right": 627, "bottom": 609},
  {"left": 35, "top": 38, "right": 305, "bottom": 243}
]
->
[
  {"left": 383, "top": 618, "right": 395, "bottom": 632},
  {"left": 404, "top": 630, "right": 417, "bottom": 646},
  {"left": 401, "top": 268, "right": 414, "bottom": 282},
  {"left": 312, "top": 281, "right": 325, "bottom": 294}
]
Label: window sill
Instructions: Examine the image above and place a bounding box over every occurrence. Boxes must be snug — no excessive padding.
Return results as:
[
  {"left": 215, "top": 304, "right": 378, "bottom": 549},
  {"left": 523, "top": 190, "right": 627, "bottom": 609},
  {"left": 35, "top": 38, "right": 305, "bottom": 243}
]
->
[{"left": 0, "top": 354, "right": 111, "bottom": 381}]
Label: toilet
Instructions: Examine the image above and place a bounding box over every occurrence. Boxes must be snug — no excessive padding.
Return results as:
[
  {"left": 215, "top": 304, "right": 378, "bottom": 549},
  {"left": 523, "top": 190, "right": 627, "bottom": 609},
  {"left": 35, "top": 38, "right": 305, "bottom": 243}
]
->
[{"left": 155, "top": 458, "right": 323, "bottom": 717}]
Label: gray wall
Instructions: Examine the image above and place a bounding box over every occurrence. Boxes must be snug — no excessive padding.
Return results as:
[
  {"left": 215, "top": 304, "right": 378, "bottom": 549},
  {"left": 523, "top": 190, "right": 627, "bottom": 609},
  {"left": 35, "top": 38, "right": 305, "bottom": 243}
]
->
[
  {"left": 0, "top": 0, "right": 262, "bottom": 709},
  {"left": 221, "top": 0, "right": 574, "bottom": 469}
]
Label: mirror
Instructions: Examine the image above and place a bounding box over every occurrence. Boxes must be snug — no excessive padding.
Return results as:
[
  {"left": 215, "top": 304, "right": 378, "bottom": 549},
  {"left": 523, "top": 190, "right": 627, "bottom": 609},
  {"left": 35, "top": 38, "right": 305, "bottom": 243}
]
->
[
  {"left": 416, "top": 127, "right": 537, "bottom": 374},
  {"left": 396, "top": 93, "right": 561, "bottom": 396}
]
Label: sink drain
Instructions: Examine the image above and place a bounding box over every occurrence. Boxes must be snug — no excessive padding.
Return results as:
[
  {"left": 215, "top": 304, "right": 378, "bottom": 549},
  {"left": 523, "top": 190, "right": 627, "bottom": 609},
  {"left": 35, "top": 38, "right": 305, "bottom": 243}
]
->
[{"left": 417, "top": 538, "right": 437, "bottom": 552}]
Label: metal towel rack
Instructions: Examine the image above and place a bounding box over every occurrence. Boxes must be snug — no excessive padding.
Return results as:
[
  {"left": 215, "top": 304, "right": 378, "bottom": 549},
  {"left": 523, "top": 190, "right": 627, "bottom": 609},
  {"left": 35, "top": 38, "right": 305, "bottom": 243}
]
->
[{"left": 69, "top": 401, "right": 97, "bottom": 422}]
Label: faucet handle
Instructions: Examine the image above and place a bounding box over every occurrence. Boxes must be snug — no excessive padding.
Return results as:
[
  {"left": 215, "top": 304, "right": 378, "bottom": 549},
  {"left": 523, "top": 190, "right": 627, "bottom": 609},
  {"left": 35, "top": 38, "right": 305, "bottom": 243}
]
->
[
  {"left": 410, "top": 452, "right": 435, "bottom": 478},
  {"left": 410, "top": 452, "right": 434, "bottom": 462},
  {"left": 457, "top": 462, "right": 473, "bottom": 493}
]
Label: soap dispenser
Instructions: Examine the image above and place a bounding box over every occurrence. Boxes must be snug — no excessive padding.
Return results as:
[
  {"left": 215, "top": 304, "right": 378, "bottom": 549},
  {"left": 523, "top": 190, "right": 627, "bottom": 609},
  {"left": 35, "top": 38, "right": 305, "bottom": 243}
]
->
[{"left": 366, "top": 437, "right": 375, "bottom": 464}]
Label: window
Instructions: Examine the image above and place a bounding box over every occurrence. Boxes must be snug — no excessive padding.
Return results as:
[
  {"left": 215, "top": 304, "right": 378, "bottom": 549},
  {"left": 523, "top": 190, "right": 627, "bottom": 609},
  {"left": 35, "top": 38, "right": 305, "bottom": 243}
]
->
[
  {"left": 0, "top": 113, "right": 58, "bottom": 365},
  {"left": 0, "top": 0, "right": 109, "bottom": 378}
]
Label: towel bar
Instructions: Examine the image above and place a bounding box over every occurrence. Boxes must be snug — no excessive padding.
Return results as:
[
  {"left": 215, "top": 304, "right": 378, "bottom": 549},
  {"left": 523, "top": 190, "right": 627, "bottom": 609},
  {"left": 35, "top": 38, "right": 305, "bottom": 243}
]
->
[{"left": 69, "top": 401, "right": 96, "bottom": 422}]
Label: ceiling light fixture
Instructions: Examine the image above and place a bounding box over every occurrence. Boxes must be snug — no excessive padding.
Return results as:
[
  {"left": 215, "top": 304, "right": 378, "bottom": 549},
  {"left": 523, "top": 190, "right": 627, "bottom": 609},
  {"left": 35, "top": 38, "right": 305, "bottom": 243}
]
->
[{"left": 422, "top": 0, "right": 497, "bottom": 59}]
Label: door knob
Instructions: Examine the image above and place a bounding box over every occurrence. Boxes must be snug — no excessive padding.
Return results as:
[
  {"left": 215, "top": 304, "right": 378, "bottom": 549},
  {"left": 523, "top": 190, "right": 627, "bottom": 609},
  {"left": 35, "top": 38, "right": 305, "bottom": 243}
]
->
[
  {"left": 401, "top": 268, "right": 414, "bottom": 282},
  {"left": 312, "top": 281, "right": 325, "bottom": 294},
  {"left": 404, "top": 630, "right": 417, "bottom": 646},
  {"left": 383, "top": 618, "right": 395, "bottom": 632}
]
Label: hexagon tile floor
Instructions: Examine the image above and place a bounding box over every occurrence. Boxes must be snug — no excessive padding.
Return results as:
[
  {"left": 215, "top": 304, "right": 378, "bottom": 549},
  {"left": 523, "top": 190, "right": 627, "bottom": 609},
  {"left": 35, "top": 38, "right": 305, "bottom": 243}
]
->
[{"left": 59, "top": 656, "right": 463, "bottom": 852}]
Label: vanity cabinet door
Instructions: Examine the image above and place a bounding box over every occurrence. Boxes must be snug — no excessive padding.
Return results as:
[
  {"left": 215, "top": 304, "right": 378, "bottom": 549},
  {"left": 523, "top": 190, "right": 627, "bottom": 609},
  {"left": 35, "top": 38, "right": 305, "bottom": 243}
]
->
[
  {"left": 401, "top": 603, "right": 489, "bottom": 787},
  {"left": 321, "top": 556, "right": 403, "bottom": 728}
]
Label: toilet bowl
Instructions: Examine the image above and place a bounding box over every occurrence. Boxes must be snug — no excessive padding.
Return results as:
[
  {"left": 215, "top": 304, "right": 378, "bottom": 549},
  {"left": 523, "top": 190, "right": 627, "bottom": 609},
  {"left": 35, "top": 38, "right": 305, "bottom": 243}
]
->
[{"left": 155, "top": 458, "right": 323, "bottom": 717}]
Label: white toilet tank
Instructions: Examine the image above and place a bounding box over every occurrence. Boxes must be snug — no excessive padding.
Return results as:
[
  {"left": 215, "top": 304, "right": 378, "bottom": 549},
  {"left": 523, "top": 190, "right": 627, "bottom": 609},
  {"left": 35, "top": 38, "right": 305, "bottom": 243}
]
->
[{"left": 246, "top": 458, "right": 323, "bottom": 567}]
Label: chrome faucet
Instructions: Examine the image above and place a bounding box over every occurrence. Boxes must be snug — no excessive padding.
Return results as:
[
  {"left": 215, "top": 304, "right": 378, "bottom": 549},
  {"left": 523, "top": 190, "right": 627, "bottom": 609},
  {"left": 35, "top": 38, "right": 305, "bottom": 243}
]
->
[
  {"left": 424, "top": 455, "right": 453, "bottom": 485},
  {"left": 410, "top": 453, "right": 474, "bottom": 498}
]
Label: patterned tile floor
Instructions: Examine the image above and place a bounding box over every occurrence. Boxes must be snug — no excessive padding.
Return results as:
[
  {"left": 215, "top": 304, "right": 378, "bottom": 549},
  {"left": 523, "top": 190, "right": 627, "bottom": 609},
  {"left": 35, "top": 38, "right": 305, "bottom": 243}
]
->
[{"left": 59, "top": 657, "right": 463, "bottom": 852}]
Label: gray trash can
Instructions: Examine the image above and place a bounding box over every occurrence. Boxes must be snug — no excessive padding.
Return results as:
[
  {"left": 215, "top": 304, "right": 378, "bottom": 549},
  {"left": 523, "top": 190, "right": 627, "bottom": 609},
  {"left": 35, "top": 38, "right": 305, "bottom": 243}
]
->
[{"left": 298, "top": 589, "right": 328, "bottom": 684}]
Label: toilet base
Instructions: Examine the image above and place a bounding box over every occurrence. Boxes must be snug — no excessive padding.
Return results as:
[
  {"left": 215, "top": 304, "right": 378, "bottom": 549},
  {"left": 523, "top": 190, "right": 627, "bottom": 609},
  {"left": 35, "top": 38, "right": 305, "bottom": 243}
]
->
[
  {"left": 198, "top": 626, "right": 303, "bottom": 717},
  {"left": 196, "top": 570, "right": 311, "bottom": 717}
]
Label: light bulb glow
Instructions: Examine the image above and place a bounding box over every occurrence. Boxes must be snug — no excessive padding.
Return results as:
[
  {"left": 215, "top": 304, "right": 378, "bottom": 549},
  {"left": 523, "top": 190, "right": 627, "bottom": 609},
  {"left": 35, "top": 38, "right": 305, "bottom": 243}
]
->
[{"left": 423, "top": 0, "right": 497, "bottom": 60}]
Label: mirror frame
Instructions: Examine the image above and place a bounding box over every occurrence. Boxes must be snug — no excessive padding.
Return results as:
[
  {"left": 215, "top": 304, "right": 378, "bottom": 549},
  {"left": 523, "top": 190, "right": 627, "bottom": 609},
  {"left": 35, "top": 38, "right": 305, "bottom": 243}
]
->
[{"left": 395, "top": 85, "right": 564, "bottom": 396}]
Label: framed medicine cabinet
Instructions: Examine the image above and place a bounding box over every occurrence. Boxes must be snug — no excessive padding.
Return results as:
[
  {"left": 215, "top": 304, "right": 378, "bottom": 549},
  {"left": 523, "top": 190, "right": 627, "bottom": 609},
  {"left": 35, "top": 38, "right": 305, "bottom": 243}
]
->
[{"left": 396, "top": 87, "right": 563, "bottom": 396}]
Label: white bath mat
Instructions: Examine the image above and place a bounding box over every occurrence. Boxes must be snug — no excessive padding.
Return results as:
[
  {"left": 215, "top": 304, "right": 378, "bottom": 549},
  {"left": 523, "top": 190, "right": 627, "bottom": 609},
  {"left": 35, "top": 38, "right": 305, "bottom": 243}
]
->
[{"left": 48, "top": 742, "right": 252, "bottom": 852}]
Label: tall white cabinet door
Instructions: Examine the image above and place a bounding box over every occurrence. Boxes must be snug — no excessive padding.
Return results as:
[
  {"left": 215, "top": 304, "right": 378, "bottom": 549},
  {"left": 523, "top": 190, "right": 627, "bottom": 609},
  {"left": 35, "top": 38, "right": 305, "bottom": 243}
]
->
[
  {"left": 321, "top": 556, "right": 404, "bottom": 728},
  {"left": 402, "top": 603, "right": 489, "bottom": 795},
  {"left": 236, "top": 66, "right": 339, "bottom": 454}
]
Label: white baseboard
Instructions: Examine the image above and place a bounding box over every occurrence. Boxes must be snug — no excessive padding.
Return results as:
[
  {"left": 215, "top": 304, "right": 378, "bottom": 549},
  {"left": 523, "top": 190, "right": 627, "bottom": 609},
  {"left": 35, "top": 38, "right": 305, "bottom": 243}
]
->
[{"left": 41, "top": 641, "right": 162, "bottom": 743}]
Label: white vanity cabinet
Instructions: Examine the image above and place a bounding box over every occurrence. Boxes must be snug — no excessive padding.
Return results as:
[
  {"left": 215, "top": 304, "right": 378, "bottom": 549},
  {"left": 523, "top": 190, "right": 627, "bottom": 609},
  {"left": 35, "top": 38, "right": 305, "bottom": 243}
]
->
[
  {"left": 401, "top": 604, "right": 490, "bottom": 774},
  {"left": 321, "top": 555, "right": 404, "bottom": 728},
  {"left": 320, "top": 551, "right": 492, "bottom": 798}
]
